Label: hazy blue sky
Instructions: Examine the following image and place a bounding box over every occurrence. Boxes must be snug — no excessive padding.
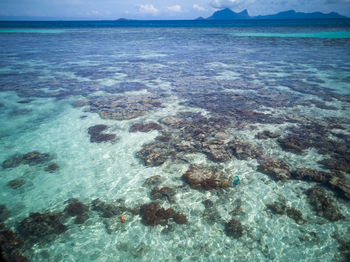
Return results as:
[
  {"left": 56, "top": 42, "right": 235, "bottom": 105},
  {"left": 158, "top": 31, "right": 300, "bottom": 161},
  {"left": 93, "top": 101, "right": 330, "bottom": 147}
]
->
[{"left": 0, "top": 0, "right": 349, "bottom": 19}]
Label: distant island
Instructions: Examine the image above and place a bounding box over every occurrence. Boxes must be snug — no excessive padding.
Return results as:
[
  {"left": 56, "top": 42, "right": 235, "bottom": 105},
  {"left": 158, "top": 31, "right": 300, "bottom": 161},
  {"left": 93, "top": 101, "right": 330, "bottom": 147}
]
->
[{"left": 201, "top": 8, "right": 347, "bottom": 20}]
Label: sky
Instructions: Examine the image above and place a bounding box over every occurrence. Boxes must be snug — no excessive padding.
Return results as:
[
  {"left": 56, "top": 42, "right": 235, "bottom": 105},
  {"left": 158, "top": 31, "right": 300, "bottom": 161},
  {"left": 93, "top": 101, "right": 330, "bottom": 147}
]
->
[{"left": 0, "top": 0, "right": 349, "bottom": 20}]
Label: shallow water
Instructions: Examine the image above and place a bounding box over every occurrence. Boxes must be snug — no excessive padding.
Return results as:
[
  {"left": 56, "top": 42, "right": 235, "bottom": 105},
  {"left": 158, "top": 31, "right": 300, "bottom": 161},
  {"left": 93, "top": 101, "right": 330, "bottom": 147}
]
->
[{"left": 0, "top": 20, "right": 350, "bottom": 262}]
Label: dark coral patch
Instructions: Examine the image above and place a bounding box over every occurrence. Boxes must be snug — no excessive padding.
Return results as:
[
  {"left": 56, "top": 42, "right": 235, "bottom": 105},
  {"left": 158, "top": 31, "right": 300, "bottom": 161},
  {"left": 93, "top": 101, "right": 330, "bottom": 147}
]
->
[
  {"left": 19, "top": 212, "right": 67, "bottom": 242},
  {"left": 44, "top": 163, "right": 60, "bottom": 173},
  {"left": 0, "top": 227, "right": 27, "bottom": 262},
  {"left": 0, "top": 205, "right": 10, "bottom": 223},
  {"left": 224, "top": 219, "right": 243, "bottom": 239},
  {"left": 91, "top": 199, "right": 127, "bottom": 218},
  {"left": 255, "top": 131, "right": 280, "bottom": 139},
  {"left": 182, "top": 167, "right": 228, "bottom": 190},
  {"left": 258, "top": 158, "right": 291, "bottom": 181},
  {"left": 151, "top": 187, "right": 175, "bottom": 202},
  {"left": 88, "top": 124, "right": 116, "bottom": 143},
  {"left": 7, "top": 179, "right": 26, "bottom": 189},
  {"left": 64, "top": 200, "right": 89, "bottom": 224},
  {"left": 140, "top": 203, "right": 187, "bottom": 226},
  {"left": 2, "top": 152, "right": 52, "bottom": 169},
  {"left": 129, "top": 122, "right": 163, "bottom": 133},
  {"left": 306, "top": 187, "right": 344, "bottom": 222}
]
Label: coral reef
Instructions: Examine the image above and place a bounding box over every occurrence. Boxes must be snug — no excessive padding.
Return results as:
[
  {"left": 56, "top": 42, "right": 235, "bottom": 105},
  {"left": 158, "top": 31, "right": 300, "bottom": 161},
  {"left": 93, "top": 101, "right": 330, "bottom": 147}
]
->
[
  {"left": 0, "top": 205, "right": 10, "bottom": 223},
  {"left": 7, "top": 179, "right": 26, "bottom": 189},
  {"left": 140, "top": 203, "right": 187, "bottom": 226},
  {"left": 91, "top": 199, "right": 127, "bottom": 218},
  {"left": 291, "top": 168, "right": 350, "bottom": 200},
  {"left": 0, "top": 227, "right": 27, "bottom": 262},
  {"left": 150, "top": 187, "right": 176, "bottom": 202},
  {"left": 306, "top": 187, "right": 344, "bottom": 222},
  {"left": 44, "top": 163, "right": 60, "bottom": 173},
  {"left": 182, "top": 167, "right": 228, "bottom": 190},
  {"left": 2, "top": 152, "right": 52, "bottom": 169},
  {"left": 87, "top": 94, "right": 162, "bottom": 120},
  {"left": 88, "top": 124, "right": 116, "bottom": 143},
  {"left": 258, "top": 158, "right": 291, "bottom": 181},
  {"left": 224, "top": 219, "right": 243, "bottom": 238},
  {"left": 129, "top": 122, "right": 163, "bottom": 133},
  {"left": 18, "top": 212, "right": 67, "bottom": 242},
  {"left": 255, "top": 131, "right": 280, "bottom": 139},
  {"left": 64, "top": 199, "right": 89, "bottom": 224}
]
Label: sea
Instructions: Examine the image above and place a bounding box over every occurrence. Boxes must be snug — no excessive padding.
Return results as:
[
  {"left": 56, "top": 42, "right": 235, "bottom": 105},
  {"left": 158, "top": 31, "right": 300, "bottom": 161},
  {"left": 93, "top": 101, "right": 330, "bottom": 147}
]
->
[{"left": 0, "top": 19, "right": 350, "bottom": 262}]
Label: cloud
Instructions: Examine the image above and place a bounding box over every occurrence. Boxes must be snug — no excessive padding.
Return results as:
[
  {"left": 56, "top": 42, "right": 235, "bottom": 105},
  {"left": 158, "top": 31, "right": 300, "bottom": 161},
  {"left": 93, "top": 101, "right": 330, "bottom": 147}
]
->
[
  {"left": 210, "top": 0, "right": 255, "bottom": 9},
  {"left": 138, "top": 4, "right": 159, "bottom": 14},
  {"left": 193, "top": 4, "right": 207, "bottom": 11},
  {"left": 167, "top": 5, "right": 182, "bottom": 12}
]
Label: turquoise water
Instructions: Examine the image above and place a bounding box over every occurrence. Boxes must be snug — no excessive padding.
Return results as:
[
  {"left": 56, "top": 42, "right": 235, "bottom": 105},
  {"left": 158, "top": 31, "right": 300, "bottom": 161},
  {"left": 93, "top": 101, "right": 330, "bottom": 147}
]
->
[
  {"left": 232, "top": 31, "right": 350, "bottom": 38},
  {"left": 0, "top": 21, "right": 350, "bottom": 261}
]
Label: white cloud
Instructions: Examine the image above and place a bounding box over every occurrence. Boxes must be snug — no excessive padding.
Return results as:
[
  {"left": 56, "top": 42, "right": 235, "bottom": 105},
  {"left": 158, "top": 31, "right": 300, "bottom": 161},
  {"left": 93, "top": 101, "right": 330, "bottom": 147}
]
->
[
  {"left": 167, "top": 5, "right": 182, "bottom": 12},
  {"left": 138, "top": 4, "right": 159, "bottom": 14},
  {"left": 193, "top": 4, "right": 207, "bottom": 11},
  {"left": 210, "top": 0, "right": 255, "bottom": 9}
]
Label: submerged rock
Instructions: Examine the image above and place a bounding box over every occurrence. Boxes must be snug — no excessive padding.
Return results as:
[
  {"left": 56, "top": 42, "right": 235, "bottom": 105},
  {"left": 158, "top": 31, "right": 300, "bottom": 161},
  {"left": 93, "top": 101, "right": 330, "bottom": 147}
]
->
[
  {"left": 129, "top": 122, "right": 163, "bottom": 133},
  {"left": 88, "top": 95, "right": 162, "bottom": 120},
  {"left": 136, "top": 143, "right": 169, "bottom": 167},
  {"left": 19, "top": 212, "right": 67, "bottom": 242},
  {"left": 292, "top": 168, "right": 350, "bottom": 200},
  {"left": 202, "top": 140, "right": 231, "bottom": 163},
  {"left": 224, "top": 219, "right": 243, "bottom": 238},
  {"left": 143, "top": 175, "right": 163, "bottom": 187},
  {"left": 91, "top": 199, "right": 126, "bottom": 218},
  {"left": 277, "top": 134, "right": 311, "bottom": 154},
  {"left": 1, "top": 155, "right": 23, "bottom": 169},
  {"left": 255, "top": 131, "right": 280, "bottom": 139},
  {"left": 182, "top": 167, "right": 228, "bottom": 190},
  {"left": 22, "top": 152, "right": 51, "bottom": 166},
  {"left": 140, "top": 202, "right": 187, "bottom": 226},
  {"left": 150, "top": 187, "right": 176, "bottom": 202},
  {"left": 7, "top": 179, "right": 26, "bottom": 189},
  {"left": 266, "top": 202, "right": 286, "bottom": 215},
  {"left": 0, "top": 228, "right": 27, "bottom": 262},
  {"left": 228, "top": 141, "right": 263, "bottom": 160},
  {"left": 0, "top": 205, "right": 10, "bottom": 223},
  {"left": 44, "top": 163, "right": 60, "bottom": 173},
  {"left": 64, "top": 200, "right": 89, "bottom": 224},
  {"left": 306, "top": 186, "right": 344, "bottom": 222},
  {"left": 286, "top": 207, "right": 305, "bottom": 225},
  {"left": 319, "top": 157, "right": 350, "bottom": 173},
  {"left": 173, "top": 213, "right": 188, "bottom": 224},
  {"left": 258, "top": 158, "right": 291, "bottom": 181},
  {"left": 2, "top": 152, "right": 52, "bottom": 169},
  {"left": 88, "top": 124, "right": 116, "bottom": 143},
  {"left": 88, "top": 124, "right": 108, "bottom": 135}
]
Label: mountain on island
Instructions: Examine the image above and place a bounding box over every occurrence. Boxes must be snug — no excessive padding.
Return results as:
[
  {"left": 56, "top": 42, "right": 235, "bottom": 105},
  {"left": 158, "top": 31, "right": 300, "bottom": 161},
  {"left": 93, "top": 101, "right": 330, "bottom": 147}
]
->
[{"left": 206, "top": 8, "right": 347, "bottom": 20}]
